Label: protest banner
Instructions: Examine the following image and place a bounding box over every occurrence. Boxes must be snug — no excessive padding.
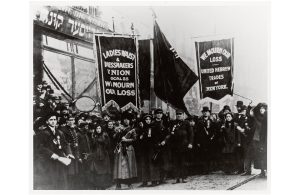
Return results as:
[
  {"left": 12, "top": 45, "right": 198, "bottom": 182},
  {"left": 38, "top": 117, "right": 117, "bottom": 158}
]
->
[
  {"left": 195, "top": 38, "right": 234, "bottom": 102},
  {"left": 94, "top": 34, "right": 139, "bottom": 112}
]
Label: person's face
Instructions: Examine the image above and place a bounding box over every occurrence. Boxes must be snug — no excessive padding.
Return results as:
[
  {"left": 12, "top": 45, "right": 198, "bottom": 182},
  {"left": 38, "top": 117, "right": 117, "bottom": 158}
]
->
[
  {"left": 62, "top": 109, "right": 68, "bottom": 115},
  {"left": 176, "top": 113, "right": 184, "bottom": 120},
  {"left": 77, "top": 119, "right": 84, "bottom": 125},
  {"left": 155, "top": 113, "right": 163, "bottom": 119},
  {"left": 104, "top": 115, "right": 110, "bottom": 122},
  {"left": 145, "top": 117, "right": 152, "bottom": 124},
  {"left": 223, "top": 109, "right": 230, "bottom": 115},
  {"left": 260, "top": 107, "right": 266, "bottom": 115},
  {"left": 55, "top": 99, "right": 60, "bottom": 104},
  {"left": 41, "top": 89, "right": 47, "bottom": 94},
  {"left": 108, "top": 122, "right": 114, "bottom": 129},
  {"left": 67, "top": 117, "right": 75, "bottom": 127},
  {"left": 240, "top": 110, "right": 246, "bottom": 115},
  {"left": 96, "top": 126, "right": 102, "bottom": 134},
  {"left": 47, "top": 116, "right": 57, "bottom": 127},
  {"left": 189, "top": 120, "right": 195, "bottom": 126},
  {"left": 226, "top": 114, "right": 233, "bottom": 122},
  {"left": 203, "top": 111, "right": 210, "bottom": 117},
  {"left": 88, "top": 128, "right": 94, "bottom": 134},
  {"left": 237, "top": 107, "right": 242, "bottom": 113},
  {"left": 123, "top": 119, "right": 130, "bottom": 126},
  {"left": 39, "top": 102, "right": 44, "bottom": 107},
  {"left": 84, "top": 124, "right": 89, "bottom": 130}
]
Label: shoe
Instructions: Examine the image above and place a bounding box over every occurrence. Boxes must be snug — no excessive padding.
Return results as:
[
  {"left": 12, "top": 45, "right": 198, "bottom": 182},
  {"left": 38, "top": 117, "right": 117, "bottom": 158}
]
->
[
  {"left": 241, "top": 171, "right": 251, "bottom": 176},
  {"left": 159, "top": 180, "right": 167, "bottom": 184},
  {"left": 150, "top": 181, "right": 158, "bottom": 187},
  {"left": 128, "top": 184, "right": 133, "bottom": 189},
  {"left": 181, "top": 179, "right": 187, "bottom": 183},
  {"left": 259, "top": 170, "right": 266, "bottom": 178},
  {"left": 172, "top": 179, "right": 180, "bottom": 184},
  {"left": 115, "top": 183, "right": 121, "bottom": 190},
  {"left": 138, "top": 182, "right": 148, "bottom": 187}
]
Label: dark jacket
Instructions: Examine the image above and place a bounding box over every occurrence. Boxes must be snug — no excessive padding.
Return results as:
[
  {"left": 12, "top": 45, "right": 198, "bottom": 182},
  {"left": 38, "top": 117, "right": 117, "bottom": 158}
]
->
[
  {"left": 35, "top": 126, "right": 71, "bottom": 189},
  {"left": 169, "top": 119, "right": 194, "bottom": 151}
]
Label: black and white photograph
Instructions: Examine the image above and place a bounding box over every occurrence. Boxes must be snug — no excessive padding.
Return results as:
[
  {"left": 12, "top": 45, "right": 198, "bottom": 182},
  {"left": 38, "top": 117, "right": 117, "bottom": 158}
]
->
[{"left": 31, "top": 1, "right": 270, "bottom": 191}]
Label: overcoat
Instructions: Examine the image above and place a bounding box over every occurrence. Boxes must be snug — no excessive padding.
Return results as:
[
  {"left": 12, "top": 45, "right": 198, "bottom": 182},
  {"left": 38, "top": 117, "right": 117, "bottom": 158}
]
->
[
  {"left": 35, "top": 126, "right": 71, "bottom": 189},
  {"left": 113, "top": 126, "right": 138, "bottom": 180}
]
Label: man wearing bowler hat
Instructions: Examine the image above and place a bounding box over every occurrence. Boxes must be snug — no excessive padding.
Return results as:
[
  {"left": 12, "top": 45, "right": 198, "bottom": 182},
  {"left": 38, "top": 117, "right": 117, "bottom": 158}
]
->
[{"left": 169, "top": 109, "right": 194, "bottom": 183}]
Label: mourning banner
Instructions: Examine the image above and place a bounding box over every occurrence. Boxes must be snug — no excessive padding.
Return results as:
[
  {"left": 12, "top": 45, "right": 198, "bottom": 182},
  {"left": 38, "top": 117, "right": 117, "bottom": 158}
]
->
[
  {"left": 94, "top": 35, "right": 139, "bottom": 112},
  {"left": 195, "top": 38, "right": 234, "bottom": 101}
]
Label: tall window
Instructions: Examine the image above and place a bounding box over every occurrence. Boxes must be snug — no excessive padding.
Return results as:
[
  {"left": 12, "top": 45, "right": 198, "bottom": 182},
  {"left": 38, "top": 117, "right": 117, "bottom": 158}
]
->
[{"left": 42, "top": 34, "right": 98, "bottom": 109}]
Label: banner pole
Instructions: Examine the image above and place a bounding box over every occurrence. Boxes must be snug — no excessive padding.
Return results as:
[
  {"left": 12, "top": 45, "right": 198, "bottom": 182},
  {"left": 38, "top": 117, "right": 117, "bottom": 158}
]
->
[{"left": 93, "top": 34, "right": 103, "bottom": 115}]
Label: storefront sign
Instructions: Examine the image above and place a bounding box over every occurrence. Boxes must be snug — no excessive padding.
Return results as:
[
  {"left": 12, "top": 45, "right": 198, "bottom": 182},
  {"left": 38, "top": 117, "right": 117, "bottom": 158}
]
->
[
  {"left": 195, "top": 38, "right": 234, "bottom": 101},
  {"left": 94, "top": 35, "right": 139, "bottom": 112},
  {"left": 35, "top": 6, "right": 109, "bottom": 41}
]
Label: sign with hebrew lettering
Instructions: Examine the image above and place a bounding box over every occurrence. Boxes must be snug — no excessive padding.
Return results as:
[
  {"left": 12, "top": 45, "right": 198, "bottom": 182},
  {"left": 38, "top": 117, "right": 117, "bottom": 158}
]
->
[
  {"left": 94, "top": 35, "right": 139, "bottom": 112},
  {"left": 34, "top": 6, "right": 109, "bottom": 41},
  {"left": 195, "top": 38, "right": 234, "bottom": 101}
]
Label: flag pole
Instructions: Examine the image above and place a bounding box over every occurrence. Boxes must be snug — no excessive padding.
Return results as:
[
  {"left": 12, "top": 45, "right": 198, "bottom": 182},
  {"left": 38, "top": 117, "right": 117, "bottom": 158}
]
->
[{"left": 150, "top": 7, "right": 157, "bottom": 113}]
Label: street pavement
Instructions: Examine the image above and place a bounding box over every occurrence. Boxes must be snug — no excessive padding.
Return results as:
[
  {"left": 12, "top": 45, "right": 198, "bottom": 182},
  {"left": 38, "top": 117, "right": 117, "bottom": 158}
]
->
[
  {"left": 108, "top": 169, "right": 263, "bottom": 190},
  {"left": 234, "top": 177, "right": 268, "bottom": 190}
]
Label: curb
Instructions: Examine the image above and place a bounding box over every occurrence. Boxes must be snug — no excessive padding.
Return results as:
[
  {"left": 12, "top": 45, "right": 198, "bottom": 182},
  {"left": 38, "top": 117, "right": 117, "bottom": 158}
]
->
[{"left": 227, "top": 174, "right": 260, "bottom": 190}]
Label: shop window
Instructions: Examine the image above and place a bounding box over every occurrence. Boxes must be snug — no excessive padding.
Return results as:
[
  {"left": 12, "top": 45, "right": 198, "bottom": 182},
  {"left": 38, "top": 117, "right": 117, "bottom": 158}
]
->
[
  {"left": 74, "top": 58, "right": 97, "bottom": 100},
  {"left": 43, "top": 50, "right": 72, "bottom": 98},
  {"left": 43, "top": 35, "right": 68, "bottom": 52},
  {"left": 77, "top": 45, "right": 94, "bottom": 59}
]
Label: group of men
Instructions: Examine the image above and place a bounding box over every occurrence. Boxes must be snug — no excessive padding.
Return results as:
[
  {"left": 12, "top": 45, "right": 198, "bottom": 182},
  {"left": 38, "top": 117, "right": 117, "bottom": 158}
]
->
[{"left": 33, "top": 82, "right": 267, "bottom": 190}]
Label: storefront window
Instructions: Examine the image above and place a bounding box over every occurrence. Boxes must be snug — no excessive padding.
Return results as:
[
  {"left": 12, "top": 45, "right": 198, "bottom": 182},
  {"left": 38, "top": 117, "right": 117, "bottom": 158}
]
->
[
  {"left": 42, "top": 35, "right": 69, "bottom": 52},
  {"left": 43, "top": 50, "right": 72, "bottom": 98},
  {"left": 74, "top": 58, "right": 97, "bottom": 101},
  {"left": 77, "top": 45, "right": 94, "bottom": 59}
]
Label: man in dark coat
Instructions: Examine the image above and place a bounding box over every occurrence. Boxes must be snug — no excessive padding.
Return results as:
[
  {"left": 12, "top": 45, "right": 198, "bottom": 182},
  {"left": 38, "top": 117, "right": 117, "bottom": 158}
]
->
[
  {"left": 194, "top": 107, "right": 217, "bottom": 174},
  {"left": 35, "top": 112, "right": 72, "bottom": 190},
  {"left": 77, "top": 121, "right": 93, "bottom": 189},
  {"left": 61, "top": 114, "right": 82, "bottom": 189},
  {"left": 169, "top": 109, "right": 194, "bottom": 183},
  {"left": 234, "top": 102, "right": 250, "bottom": 174},
  {"left": 145, "top": 109, "right": 170, "bottom": 186}
]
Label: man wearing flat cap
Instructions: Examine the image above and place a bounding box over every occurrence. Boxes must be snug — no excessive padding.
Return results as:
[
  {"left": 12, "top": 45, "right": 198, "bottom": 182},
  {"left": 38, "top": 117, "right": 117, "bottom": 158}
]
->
[
  {"left": 169, "top": 109, "right": 194, "bottom": 183},
  {"left": 34, "top": 112, "right": 72, "bottom": 189}
]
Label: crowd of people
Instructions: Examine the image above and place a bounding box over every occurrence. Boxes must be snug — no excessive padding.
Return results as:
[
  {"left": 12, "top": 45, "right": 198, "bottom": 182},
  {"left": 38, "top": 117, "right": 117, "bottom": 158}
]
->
[{"left": 33, "top": 81, "right": 267, "bottom": 190}]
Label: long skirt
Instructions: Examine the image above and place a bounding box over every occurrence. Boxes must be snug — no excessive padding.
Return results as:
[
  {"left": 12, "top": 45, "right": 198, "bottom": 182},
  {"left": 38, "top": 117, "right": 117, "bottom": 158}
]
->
[{"left": 113, "top": 145, "right": 137, "bottom": 180}]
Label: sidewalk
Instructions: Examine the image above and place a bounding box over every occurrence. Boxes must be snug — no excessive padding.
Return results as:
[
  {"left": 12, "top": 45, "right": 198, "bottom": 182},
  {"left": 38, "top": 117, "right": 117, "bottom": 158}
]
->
[{"left": 108, "top": 169, "right": 261, "bottom": 190}]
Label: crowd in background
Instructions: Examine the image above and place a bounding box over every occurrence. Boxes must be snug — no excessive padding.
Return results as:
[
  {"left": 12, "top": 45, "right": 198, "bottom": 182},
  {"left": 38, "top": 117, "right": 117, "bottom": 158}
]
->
[{"left": 33, "top": 81, "right": 267, "bottom": 190}]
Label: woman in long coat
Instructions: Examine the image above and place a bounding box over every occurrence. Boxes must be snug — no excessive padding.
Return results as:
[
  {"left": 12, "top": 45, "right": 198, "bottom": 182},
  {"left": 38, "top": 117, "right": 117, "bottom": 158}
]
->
[
  {"left": 220, "top": 112, "right": 241, "bottom": 174},
  {"left": 113, "top": 114, "right": 137, "bottom": 189},
  {"left": 88, "top": 124, "right": 111, "bottom": 189}
]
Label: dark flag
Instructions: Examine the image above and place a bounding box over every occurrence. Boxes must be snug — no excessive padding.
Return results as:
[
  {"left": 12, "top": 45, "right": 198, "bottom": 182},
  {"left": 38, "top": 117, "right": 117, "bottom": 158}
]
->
[
  {"left": 138, "top": 40, "right": 151, "bottom": 103},
  {"left": 154, "top": 21, "right": 198, "bottom": 113}
]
